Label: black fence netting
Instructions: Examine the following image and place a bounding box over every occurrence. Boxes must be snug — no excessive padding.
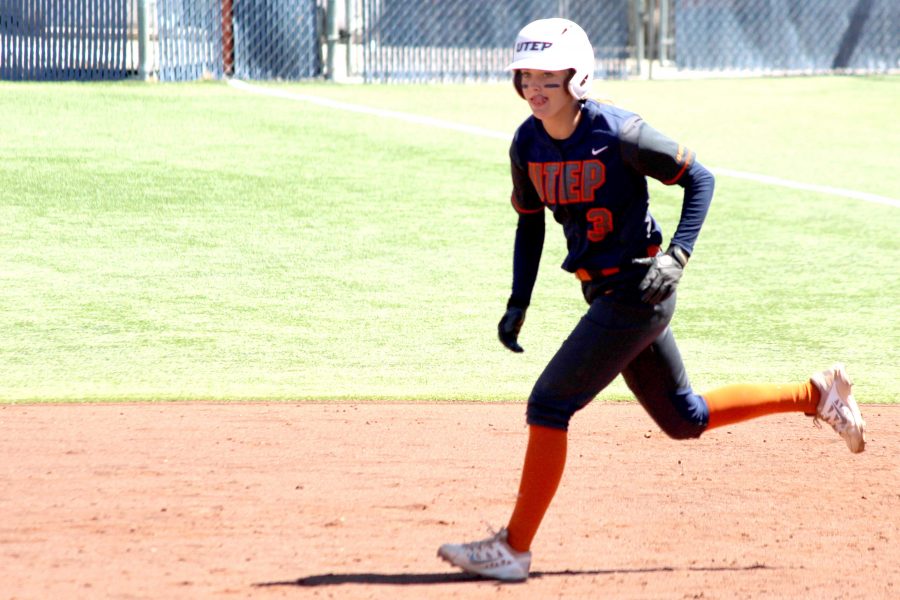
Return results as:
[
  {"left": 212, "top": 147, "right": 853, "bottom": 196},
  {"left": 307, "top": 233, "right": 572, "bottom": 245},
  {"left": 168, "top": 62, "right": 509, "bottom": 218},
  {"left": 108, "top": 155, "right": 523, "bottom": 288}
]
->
[
  {"left": 359, "top": 0, "right": 632, "bottom": 82},
  {"left": 0, "top": 0, "right": 896, "bottom": 81},
  {"left": 0, "top": 0, "right": 133, "bottom": 81},
  {"left": 673, "top": 0, "right": 899, "bottom": 73}
]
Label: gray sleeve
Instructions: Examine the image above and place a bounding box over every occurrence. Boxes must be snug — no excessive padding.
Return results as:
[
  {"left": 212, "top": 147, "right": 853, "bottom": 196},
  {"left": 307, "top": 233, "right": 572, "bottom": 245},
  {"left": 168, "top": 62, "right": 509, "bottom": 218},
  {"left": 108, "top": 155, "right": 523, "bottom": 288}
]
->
[
  {"left": 620, "top": 116, "right": 696, "bottom": 185},
  {"left": 620, "top": 116, "right": 714, "bottom": 256}
]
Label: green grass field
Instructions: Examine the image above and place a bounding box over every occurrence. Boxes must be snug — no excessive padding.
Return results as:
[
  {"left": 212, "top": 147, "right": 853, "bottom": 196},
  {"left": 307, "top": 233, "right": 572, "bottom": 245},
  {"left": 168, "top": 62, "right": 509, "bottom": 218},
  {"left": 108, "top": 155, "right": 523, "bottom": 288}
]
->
[{"left": 1, "top": 76, "right": 897, "bottom": 403}]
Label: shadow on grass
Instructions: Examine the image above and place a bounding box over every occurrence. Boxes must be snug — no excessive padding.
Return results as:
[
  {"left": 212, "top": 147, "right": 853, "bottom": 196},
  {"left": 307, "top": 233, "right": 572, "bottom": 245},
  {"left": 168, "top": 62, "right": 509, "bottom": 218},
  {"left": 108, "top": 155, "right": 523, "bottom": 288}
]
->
[{"left": 255, "top": 564, "right": 772, "bottom": 587}]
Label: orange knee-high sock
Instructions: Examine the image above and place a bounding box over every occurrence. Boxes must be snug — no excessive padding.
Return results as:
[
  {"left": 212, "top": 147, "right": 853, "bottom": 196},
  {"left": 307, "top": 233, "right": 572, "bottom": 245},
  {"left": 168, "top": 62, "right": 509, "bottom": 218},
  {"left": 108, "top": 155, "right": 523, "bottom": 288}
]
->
[
  {"left": 506, "top": 424, "right": 567, "bottom": 553},
  {"left": 704, "top": 381, "right": 820, "bottom": 430}
]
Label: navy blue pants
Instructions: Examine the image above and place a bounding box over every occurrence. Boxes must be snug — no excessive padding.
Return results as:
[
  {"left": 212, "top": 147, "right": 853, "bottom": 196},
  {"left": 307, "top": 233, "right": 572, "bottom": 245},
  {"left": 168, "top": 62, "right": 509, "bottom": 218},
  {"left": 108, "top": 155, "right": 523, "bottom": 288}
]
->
[{"left": 526, "top": 280, "right": 709, "bottom": 439}]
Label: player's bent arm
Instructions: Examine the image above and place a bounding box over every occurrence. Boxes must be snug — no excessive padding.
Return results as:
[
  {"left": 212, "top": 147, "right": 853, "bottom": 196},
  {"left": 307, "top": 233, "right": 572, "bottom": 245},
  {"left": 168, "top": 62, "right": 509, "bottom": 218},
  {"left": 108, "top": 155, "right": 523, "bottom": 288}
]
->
[
  {"left": 670, "top": 161, "right": 714, "bottom": 257},
  {"left": 620, "top": 117, "right": 714, "bottom": 257}
]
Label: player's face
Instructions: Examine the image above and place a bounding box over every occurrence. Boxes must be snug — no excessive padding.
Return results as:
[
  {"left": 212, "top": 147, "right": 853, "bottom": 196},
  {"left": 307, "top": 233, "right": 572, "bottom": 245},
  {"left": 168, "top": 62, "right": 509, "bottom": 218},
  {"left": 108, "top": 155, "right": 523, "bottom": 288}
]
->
[{"left": 518, "top": 69, "right": 576, "bottom": 122}]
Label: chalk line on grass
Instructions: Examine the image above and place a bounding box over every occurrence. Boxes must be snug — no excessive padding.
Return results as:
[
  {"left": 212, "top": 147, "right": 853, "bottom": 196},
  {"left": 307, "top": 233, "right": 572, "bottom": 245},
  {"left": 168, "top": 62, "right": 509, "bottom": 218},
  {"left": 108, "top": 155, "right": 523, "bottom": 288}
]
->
[
  {"left": 709, "top": 168, "right": 900, "bottom": 208},
  {"left": 228, "top": 79, "right": 509, "bottom": 141},
  {"left": 228, "top": 79, "right": 899, "bottom": 208}
]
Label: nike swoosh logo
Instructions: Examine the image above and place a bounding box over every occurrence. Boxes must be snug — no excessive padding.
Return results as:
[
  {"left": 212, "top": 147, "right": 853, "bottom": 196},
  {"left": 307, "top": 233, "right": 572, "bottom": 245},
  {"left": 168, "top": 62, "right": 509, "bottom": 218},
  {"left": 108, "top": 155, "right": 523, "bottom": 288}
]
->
[
  {"left": 467, "top": 556, "right": 512, "bottom": 567},
  {"left": 591, "top": 146, "right": 608, "bottom": 156}
]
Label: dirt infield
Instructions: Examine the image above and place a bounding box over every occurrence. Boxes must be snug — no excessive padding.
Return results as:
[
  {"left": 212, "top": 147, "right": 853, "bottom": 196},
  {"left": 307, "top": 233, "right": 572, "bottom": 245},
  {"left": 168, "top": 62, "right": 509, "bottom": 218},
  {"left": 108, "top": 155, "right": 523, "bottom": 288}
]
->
[{"left": 1, "top": 402, "right": 897, "bottom": 599}]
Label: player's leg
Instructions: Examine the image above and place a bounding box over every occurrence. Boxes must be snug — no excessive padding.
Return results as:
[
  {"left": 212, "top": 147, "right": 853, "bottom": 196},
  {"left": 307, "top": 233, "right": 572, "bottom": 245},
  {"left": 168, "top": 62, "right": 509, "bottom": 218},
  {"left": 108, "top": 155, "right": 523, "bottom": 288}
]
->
[
  {"left": 508, "top": 290, "right": 674, "bottom": 551},
  {"left": 702, "top": 382, "right": 816, "bottom": 427},
  {"left": 620, "top": 325, "right": 708, "bottom": 439},
  {"left": 702, "top": 364, "right": 866, "bottom": 453},
  {"left": 620, "top": 321, "right": 866, "bottom": 452},
  {"left": 439, "top": 288, "right": 674, "bottom": 580}
]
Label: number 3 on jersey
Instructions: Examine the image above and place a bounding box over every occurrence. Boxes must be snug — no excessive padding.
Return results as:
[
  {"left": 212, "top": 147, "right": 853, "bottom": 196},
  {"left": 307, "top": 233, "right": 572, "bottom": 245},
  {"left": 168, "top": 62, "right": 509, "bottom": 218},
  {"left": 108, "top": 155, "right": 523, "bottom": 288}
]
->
[{"left": 586, "top": 208, "right": 613, "bottom": 242}]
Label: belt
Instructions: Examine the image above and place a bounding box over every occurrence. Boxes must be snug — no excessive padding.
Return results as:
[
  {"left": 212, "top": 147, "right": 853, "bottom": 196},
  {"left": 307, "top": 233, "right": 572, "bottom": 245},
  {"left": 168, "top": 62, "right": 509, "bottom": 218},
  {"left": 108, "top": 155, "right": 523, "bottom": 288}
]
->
[
  {"left": 575, "top": 266, "right": 620, "bottom": 281},
  {"left": 574, "top": 245, "right": 661, "bottom": 282}
]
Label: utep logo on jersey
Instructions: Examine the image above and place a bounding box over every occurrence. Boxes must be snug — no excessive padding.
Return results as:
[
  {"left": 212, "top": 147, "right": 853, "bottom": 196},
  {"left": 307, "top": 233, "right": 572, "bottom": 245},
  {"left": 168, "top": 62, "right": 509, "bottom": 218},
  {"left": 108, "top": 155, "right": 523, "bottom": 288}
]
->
[
  {"left": 528, "top": 159, "right": 606, "bottom": 205},
  {"left": 516, "top": 41, "right": 553, "bottom": 52}
]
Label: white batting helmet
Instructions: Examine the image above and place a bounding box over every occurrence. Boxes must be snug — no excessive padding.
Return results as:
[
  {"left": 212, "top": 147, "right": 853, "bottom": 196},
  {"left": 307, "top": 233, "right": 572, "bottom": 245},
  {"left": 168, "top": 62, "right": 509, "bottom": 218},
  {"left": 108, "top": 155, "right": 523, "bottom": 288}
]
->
[{"left": 507, "top": 18, "right": 595, "bottom": 100}]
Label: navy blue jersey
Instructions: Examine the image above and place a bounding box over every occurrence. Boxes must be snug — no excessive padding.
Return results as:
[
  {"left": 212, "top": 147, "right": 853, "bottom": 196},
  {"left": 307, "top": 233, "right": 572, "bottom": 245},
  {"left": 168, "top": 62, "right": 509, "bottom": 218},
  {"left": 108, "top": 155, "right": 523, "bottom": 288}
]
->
[{"left": 507, "top": 99, "right": 714, "bottom": 308}]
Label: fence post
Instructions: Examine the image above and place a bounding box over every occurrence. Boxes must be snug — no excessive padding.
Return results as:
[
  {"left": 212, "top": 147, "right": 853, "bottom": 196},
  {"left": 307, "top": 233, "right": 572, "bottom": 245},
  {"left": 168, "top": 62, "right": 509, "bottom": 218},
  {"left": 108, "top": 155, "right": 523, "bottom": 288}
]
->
[
  {"left": 222, "top": 0, "right": 234, "bottom": 76},
  {"left": 326, "top": 0, "right": 338, "bottom": 80},
  {"left": 647, "top": 0, "right": 656, "bottom": 80},
  {"left": 138, "top": 0, "right": 152, "bottom": 80},
  {"left": 659, "top": 0, "right": 669, "bottom": 64},
  {"left": 630, "top": 0, "right": 646, "bottom": 78},
  {"left": 345, "top": 0, "right": 353, "bottom": 78}
]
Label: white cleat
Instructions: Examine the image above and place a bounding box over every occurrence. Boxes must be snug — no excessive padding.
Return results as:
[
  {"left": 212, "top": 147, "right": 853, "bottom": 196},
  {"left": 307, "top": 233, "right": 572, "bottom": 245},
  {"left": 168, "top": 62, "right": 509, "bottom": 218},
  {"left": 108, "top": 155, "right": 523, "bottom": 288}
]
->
[
  {"left": 437, "top": 527, "right": 531, "bottom": 582},
  {"left": 811, "top": 363, "right": 866, "bottom": 453}
]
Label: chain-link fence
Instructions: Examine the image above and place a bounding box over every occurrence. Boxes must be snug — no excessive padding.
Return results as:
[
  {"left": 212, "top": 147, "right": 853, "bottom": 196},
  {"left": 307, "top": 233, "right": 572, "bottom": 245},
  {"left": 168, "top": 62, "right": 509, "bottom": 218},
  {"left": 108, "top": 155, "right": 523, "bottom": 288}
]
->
[
  {"left": 153, "top": 0, "right": 319, "bottom": 81},
  {"left": 0, "top": 0, "right": 136, "bottom": 81},
  {"left": 324, "top": 0, "right": 900, "bottom": 82},
  {"left": 155, "top": 0, "right": 222, "bottom": 81},
  {"left": 356, "top": 0, "right": 633, "bottom": 83},
  {"left": 232, "top": 0, "right": 319, "bottom": 80},
  {"left": 1, "top": 0, "right": 897, "bottom": 81},
  {"left": 671, "top": 0, "right": 899, "bottom": 74}
]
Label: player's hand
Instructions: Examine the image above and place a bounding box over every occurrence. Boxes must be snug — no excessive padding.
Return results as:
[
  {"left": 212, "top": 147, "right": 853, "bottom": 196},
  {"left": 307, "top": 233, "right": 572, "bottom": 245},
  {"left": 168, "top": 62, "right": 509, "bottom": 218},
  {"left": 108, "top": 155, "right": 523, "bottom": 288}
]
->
[
  {"left": 632, "top": 246, "right": 688, "bottom": 304},
  {"left": 498, "top": 307, "right": 526, "bottom": 353}
]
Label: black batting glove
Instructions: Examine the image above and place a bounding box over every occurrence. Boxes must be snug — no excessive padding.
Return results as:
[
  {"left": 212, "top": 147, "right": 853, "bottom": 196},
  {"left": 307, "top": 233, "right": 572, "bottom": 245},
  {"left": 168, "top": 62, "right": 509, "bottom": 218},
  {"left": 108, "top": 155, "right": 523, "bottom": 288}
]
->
[
  {"left": 498, "top": 307, "right": 526, "bottom": 353},
  {"left": 632, "top": 246, "right": 689, "bottom": 304}
]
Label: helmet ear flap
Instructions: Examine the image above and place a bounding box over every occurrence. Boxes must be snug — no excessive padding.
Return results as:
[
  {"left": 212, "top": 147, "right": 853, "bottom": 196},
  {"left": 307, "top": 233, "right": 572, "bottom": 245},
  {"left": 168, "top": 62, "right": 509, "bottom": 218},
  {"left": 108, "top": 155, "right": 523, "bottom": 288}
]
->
[{"left": 569, "top": 69, "right": 590, "bottom": 99}]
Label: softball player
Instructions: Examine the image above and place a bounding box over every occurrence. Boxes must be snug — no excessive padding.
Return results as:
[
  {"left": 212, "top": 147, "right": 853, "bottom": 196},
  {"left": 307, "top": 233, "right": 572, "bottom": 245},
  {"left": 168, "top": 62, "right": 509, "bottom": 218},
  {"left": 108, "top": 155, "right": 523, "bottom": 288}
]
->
[{"left": 437, "top": 18, "right": 866, "bottom": 582}]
